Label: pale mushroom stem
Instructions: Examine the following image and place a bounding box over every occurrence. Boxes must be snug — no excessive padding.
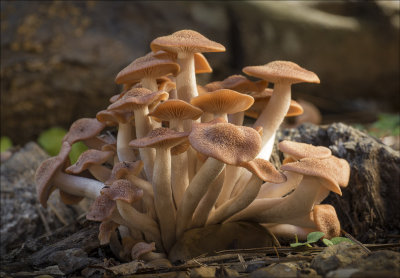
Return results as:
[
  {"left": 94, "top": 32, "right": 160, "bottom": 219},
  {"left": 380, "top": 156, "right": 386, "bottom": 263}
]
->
[
  {"left": 153, "top": 147, "right": 176, "bottom": 251},
  {"left": 215, "top": 165, "right": 241, "bottom": 207},
  {"left": 117, "top": 123, "right": 136, "bottom": 162},
  {"left": 176, "top": 52, "right": 197, "bottom": 103},
  {"left": 256, "top": 171, "right": 303, "bottom": 198},
  {"left": 141, "top": 77, "right": 158, "bottom": 92},
  {"left": 263, "top": 223, "right": 315, "bottom": 241},
  {"left": 228, "top": 112, "right": 245, "bottom": 126},
  {"left": 126, "top": 175, "right": 156, "bottom": 219},
  {"left": 53, "top": 171, "right": 104, "bottom": 199},
  {"left": 254, "top": 82, "right": 291, "bottom": 160},
  {"left": 176, "top": 157, "right": 225, "bottom": 238},
  {"left": 88, "top": 165, "right": 111, "bottom": 182},
  {"left": 190, "top": 167, "right": 225, "bottom": 228},
  {"left": 207, "top": 174, "right": 263, "bottom": 225}
]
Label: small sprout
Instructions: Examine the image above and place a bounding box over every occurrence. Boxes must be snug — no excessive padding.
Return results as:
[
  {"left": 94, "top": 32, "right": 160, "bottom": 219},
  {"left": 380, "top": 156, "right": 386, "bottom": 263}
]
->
[
  {"left": 290, "top": 231, "right": 325, "bottom": 248},
  {"left": 323, "top": 237, "right": 354, "bottom": 246},
  {"left": 0, "top": 136, "right": 13, "bottom": 152}
]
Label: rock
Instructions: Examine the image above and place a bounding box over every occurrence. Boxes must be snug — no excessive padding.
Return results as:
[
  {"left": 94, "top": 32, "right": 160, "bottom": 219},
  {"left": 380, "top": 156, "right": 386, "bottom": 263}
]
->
[
  {"left": 250, "top": 263, "right": 298, "bottom": 278},
  {"left": 189, "top": 266, "right": 217, "bottom": 278},
  {"left": 1, "top": 1, "right": 398, "bottom": 145},
  {"left": 351, "top": 250, "right": 400, "bottom": 272},
  {"left": 273, "top": 122, "right": 400, "bottom": 242},
  {"left": 168, "top": 222, "right": 276, "bottom": 263},
  {"left": 310, "top": 242, "right": 364, "bottom": 275},
  {"left": 47, "top": 248, "right": 99, "bottom": 275}
]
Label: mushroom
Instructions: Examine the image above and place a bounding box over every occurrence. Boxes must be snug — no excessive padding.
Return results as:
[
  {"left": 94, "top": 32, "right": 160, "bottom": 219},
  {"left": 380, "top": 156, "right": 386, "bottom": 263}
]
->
[
  {"left": 129, "top": 127, "right": 190, "bottom": 251},
  {"left": 62, "top": 118, "right": 106, "bottom": 147},
  {"left": 151, "top": 30, "right": 225, "bottom": 103},
  {"left": 175, "top": 118, "right": 262, "bottom": 237},
  {"left": 35, "top": 142, "right": 104, "bottom": 208},
  {"left": 243, "top": 61, "right": 320, "bottom": 161}
]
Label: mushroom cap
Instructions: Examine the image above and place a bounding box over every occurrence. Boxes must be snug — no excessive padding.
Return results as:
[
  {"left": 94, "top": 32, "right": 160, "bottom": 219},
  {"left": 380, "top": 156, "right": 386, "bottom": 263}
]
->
[
  {"left": 158, "top": 80, "right": 176, "bottom": 93},
  {"left": 221, "top": 74, "right": 268, "bottom": 93},
  {"left": 35, "top": 141, "right": 72, "bottom": 208},
  {"left": 98, "top": 220, "right": 119, "bottom": 245},
  {"left": 243, "top": 61, "right": 320, "bottom": 85},
  {"left": 148, "top": 99, "right": 203, "bottom": 121},
  {"left": 63, "top": 118, "right": 105, "bottom": 145},
  {"left": 102, "top": 179, "right": 143, "bottom": 204},
  {"left": 278, "top": 140, "right": 332, "bottom": 160},
  {"left": 59, "top": 190, "right": 84, "bottom": 205},
  {"left": 65, "top": 149, "right": 114, "bottom": 174},
  {"left": 115, "top": 52, "right": 180, "bottom": 85},
  {"left": 190, "top": 89, "right": 254, "bottom": 115},
  {"left": 239, "top": 158, "right": 287, "bottom": 183},
  {"left": 204, "top": 81, "right": 223, "bottom": 92},
  {"left": 108, "top": 88, "right": 169, "bottom": 111},
  {"left": 189, "top": 118, "right": 262, "bottom": 165},
  {"left": 131, "top": 242, "right": 156, "bottom": 260},
  {"left": 150, "top": 29, "right": 226, "bottom": 54},
  {"left": 96, "top": 109, "right": 134, "bottom": 125},
  {"left": 313, "top": 204, "right": 341, "bottom": 239},
  {"left": 129, "top": 127, "right": 190, "bottom": 149},
  {"left": 193, "top": 53, "right": 212, "bottom": 74},
  {"left": 86, "top": 194, "right": 116, "bottom": 222},
  {"left": 280, "top": 157, "right": 345, "bottom": 195},
  {"left": 105, "top": 161, "right": 144, "bottom": 186}
]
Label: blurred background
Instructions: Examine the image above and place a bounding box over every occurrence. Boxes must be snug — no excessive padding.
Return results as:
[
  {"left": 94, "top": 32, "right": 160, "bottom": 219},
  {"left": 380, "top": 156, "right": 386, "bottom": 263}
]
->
[{"left": 1, "top": 1, "right": 399, "bottom": 150}]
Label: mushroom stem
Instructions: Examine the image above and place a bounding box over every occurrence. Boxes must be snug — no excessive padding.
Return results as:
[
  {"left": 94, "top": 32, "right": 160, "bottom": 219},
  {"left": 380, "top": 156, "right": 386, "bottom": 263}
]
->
[
  {"left": 176, "top": 157, "right": 225, "bottom": 238},
  {"left": 228, "top": 112, "right": 244, "bottom": 126},
  {"left": 141, "top": 77, "right": 158, "bottom": 92},
  {"left": 126, "top": 175, "right": 156, "bottom": 219},
  {"left": 171, "top": 152, "right": 189, "bottom": 209},
  {"left": 207, "top": 174, "right": 263, "bottom": 225},
  {"left": 257, "top": 171, "right": 303, "bottom": 198},
  {"left": 117, "top": 123, "right": 136, "bottom": 162},
  {"left": 263, "top": 223, "right": 315, "bottom": 241},
  {"left": 176, "top": 52, "right": 197, "bottom": 103},
  {"left": 153, "top": 147, "right": 176, "bottom": 251},
  {"left": 88, "top": 165, "right": 111, "bottom": 182},
  {"left": 215, "top": 165, "right": 241, "bottom": 207},
  {"left": 53, "top": 171, "right": 104, "bottom": 199}
]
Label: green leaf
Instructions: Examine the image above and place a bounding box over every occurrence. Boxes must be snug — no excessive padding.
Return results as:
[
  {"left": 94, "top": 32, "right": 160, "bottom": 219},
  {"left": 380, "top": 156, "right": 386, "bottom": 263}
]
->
[
  {"left": 38, "top": 127, "right": 67, "bottom": 156},
  {"left": 69, "top": 142, "right": 88, "bottom": 164},
  {"left": 0, "top": 136, "right": 13, "bottom": 152},
  {"left": 290, "top": 242, "right": 306, "bottom": 248},
  {"left": 330, "top": 237, "right": 354, "bottom": 245},
  {"left": 323, "top": 238, "right": 334, "bottom": 246},
  {"left": 306, "top": 231, "right": 325, "bottom": 243}
]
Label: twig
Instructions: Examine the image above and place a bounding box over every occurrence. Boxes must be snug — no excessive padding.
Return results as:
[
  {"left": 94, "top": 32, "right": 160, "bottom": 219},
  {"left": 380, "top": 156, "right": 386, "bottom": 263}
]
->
[
  {"left": 341, "top": 229, "right": 371, "bottom": 254},
  {"left": 35, "top": 204, "right": 51, "bottom": 236},
  {"left": 47, "top": 202, "right": 68, "bottom": 226}
]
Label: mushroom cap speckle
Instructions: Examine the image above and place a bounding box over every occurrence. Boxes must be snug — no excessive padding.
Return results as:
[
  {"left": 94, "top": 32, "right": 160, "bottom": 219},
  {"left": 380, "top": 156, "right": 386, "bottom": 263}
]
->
[
  {"left": 102, "top": 179, "right": 144, "bottom": 204},
  {"left": 280, "top": 157, "right": 346, "bottom": 195},
  {"left": 65, "top": 149, "right": 114, "bottom": 174},
  {"left": 190, "top": 89, "right": 254, "bottom": 115},
  {"left": 278, "top": 140, "right": 332, "bottom": 160},
  {"left": 239, "top": 158, "right": 287, "bottom": 183},
  {"left": 86, "top": 194, "right": 116, "bottom": 222},
  {"left": 189, "top": 119, "right": 262, "bottom": 165},
  {"left": 129, "top": 127, "right": 190, "bottom": 149},
  {"left": 150, "top": 29, "right": 226, "bottom": 54},
  {"left": 313, "top": 204, "right": 341, "bottom": 239},
  {"left": 63, "top": 118, "right": 105, "bottom": 145},
  {"left": 115, "top": 52, "right": 180, "bottom": 85},
  {"left": 108, "top": 88, "right": 169, "bottom": 111},
  {"left": 243, "top": 61, "right": 320, "bottom": 85},
  {"left": 149, "top": 99, "right": 203, "bottom": 121}
]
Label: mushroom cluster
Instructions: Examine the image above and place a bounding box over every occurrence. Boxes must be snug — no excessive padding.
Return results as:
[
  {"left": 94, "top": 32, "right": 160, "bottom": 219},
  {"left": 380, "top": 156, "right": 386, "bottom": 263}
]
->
[{"left": 35, "top": 30, "right": 350, "bottom": 262}]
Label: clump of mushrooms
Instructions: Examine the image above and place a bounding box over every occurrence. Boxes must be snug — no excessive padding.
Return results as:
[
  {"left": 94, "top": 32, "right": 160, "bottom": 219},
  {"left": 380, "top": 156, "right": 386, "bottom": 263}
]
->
[{"left": 35, "top": 29, "right": 350, "bottom": 262}]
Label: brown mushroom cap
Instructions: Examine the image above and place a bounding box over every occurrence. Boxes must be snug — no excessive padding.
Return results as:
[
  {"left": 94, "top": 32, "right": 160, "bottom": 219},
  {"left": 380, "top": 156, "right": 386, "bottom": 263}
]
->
[
  {"left": 239, "top": 158, "right": 287, "bottom": 183},
  {"left": 148, "top": 99, "right": 203, "bottom": 122},
  {"left": 278, "top": 140, "right": 332, "bottom": 160},
  {"left": 35, "top": 142, "right": 72, "bottom": 207},
  {"left": 243, "top": 61, "right": 320, "bottom": 85},
  {"left": 189, "top": 119, "right": 262, "bottom": 165},
  {"left": 102, "top": 179, "right": 143, "bottom": 204},
  {"left": 98, "top": 220, "right": 119, "bottom": 245},
  {"left": 150, "top": 29, "right": 226, "bottom": 54},
  {"left": 59, "top": 190, "right": 84, "bottom": 205},
  {"left": 108, "top": 88, "right": 169, "bottom": 111},
  {"left": 131, "top": 242, "right": 156, "bottom": 260},
  {"left": 115, "top": 52, "right": 180, "bottom": 85},
  {"left": 129, "top": 127, "right": 190, "bottom": 149},
  {"left": 313, "top": 204, "right": 341, "bottom": 238},
  {"left": 86, "top": 194, "right": 117, "bottom": 222},
  {"left": 204, "top": 81, "right": 223, "bottom": 92},
  {"left": 96, "top": 109, "right": 134, "bottom": 126},
  {"left": 105, "top": 161, "right": 144, "bottom": 186},
  {"left": 221, "top": 74, "right": 268, "bottom": 93},
  {"left": 280, "top": 157, "right": 345, "bottom": 195},
  {"left": 65, "top": 149, "right": 114, "bottom": 174},
  {"left": 63, "top": 118, "right": 105, "bottom": 145},
  {"left": 193, "top": 53, "right": 212, "bottom": 73},
  {"left": 190, "top": 89, "right": 254, "bottom": 115}
]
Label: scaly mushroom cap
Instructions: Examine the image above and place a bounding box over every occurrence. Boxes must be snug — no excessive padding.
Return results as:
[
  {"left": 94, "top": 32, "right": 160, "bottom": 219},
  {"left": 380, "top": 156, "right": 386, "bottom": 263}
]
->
[
  {"left": 105, "top": 161, "right": 144, "bottom": 186},
  {"left": 86, "top": 194, "right": 117, "bottom": 222},
  {"left": 148, "top": 99, "right": 203, "bottom": 122},
  {"left": 204, "top": 81, "right": 223, "bottom": 92},
  {"left": 278, "top": 140, "right": 332, "bottom": 160},
  {"left": 153, "top": 51, "right": 212, "bottom": 74},
  {"left": 35, "top": 142, "right": 72, "bottom": 207},
  {"left": 98, "top": 220, "right": 119, "bottom": 245},
  {"left": 129, "top": 127, "right": 190, "bottom": 149},
  {"left": 239, "top": 158, "right": 287, "bottom": 183},
  {"left": 190, "top": 89, "right": 254, "bottom": 115},
  {"left": 150, "top": 29, "right": 226, "bottom": 54},
  {"left": 96, "top": 109, "right": 134, "bottom": 126},
  {"left": 313, "top": 204, "right": 341, "bottom": 239},
  {"left": 115, "top": 52, "right": 180, "bottom": 85},
  {"left": 189, "top": 119, "right": 262, "bottom": 165},
  {"left": 280, "top": 157, "right": 346, "bottom": 195},
  {"left": 63, "top": 118, "right": 105, "bottom": 145},
  {"left": 65, "top": 149, "right": 114, "bottom": 174},
  {"left": 102, "top": 179, "right": 144, "bottom": 204},
  {"left": 108, "top": 88, "right": 169, "bottom": 111},
  {"left": 221, "top": 74, "right": 268, "bottom": 93},
  {"left": 243, "top": 61, "right": 320, "bottom": 85}
]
